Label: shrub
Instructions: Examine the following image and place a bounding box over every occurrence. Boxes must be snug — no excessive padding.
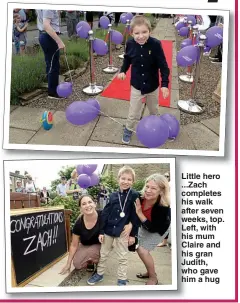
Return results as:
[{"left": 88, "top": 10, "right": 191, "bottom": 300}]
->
[
  {"left": 11, "top": 52, "right": 46, "bottom": 105},
  {"left": 48, "top": 195, "right": 80, "bottom": 229}
]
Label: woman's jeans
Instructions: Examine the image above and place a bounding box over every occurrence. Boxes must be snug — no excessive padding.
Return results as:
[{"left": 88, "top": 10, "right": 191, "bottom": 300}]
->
[{"left": 39, "top": 32, "right": 60, "bottom": 95}]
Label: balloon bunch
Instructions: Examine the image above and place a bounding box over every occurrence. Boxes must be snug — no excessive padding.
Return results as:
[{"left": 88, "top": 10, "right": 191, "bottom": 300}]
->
[
  {"left": 65, "top": 98, "right": 100, "bottom": 126},
  {"left": 136, "top": 114, "right": 180, "bottom": 148},
  {"left": 76, "top": 164, "right": 99, "bottom": 189}
]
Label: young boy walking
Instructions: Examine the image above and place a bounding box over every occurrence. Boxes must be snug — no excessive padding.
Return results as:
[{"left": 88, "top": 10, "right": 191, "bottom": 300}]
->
[
  {"left": 87, "top": 166, "right": 139, "bottom": 286},
  {"left": 118, "top": 15, "right": 170, "bottom": 144}
]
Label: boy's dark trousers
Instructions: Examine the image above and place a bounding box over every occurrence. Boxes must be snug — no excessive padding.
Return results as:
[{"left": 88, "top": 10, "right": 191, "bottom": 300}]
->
[{"left": 39, "top": 32, "right": 60, "bottom": 96}]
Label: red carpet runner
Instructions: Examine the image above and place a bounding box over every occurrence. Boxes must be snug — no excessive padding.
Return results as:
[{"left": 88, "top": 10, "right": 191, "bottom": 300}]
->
[{"left": 101, "top": 40, "right": 173, "bottom": 107}]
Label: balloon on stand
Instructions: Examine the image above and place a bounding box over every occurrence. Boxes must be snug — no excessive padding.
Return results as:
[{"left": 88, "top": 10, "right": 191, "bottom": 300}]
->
[
  {"left": 205, "top": 26, "right": 223, "bottom": 48},
  {"left": 111, "top": 30, "right": 123, "bottom": 44},
  {"left": 93, "top": 39, "right": 108, "bottom": 56},
  {"left": 89, "top": 173, "right": 100, "bottom": 186},
  {"left": 56, "top": 82, "right": 72, "bottom": 98},
  {"left": 76, "top": 21, "right": 86, "bottom": 31},
  {"left": 175, "top": 21, "right": 185, "bottom": 31},
  {"left": 76, "top": 165, "right": 84, "bottom": 175},
  {"left": 77, "top": 21, "right": 91, "bottom": 39},
  {"left": 160, "top": 114, "right": 180, "bottom": 139},
  {"left": 125, "top": 12, "right": 133, "bottom": 21},
  {"left": 86, "top": 98, "right": 101, "bottom": 112},
  {"left": 65, "top": 101, "right": 99, "bottom": 125},
  {"left": 179, "top": 26, "right": 189, "bottom": 37},
  {"left": 176, "top": 45, "right": 198, "bottom": 67},
  {"left": 185, "top": 15, "right": 197, "bottom": 26},
  {"left": 136, "top": 115, "right": 169, "bottom": 148},
  {"left": 82, "top": 164, "right": 98, "bottom": 175},
  {"left": 77, "top": 174, "right": 91, "bottom": 189},
  {"left": 180, "top": 38, "right": 192, "bottom": 49},
  {"left": 120, "top": 13, "right": 127, "bottom": 24},
  {"left": 100, "top": 16, "right": 110, "bottom": 29}
]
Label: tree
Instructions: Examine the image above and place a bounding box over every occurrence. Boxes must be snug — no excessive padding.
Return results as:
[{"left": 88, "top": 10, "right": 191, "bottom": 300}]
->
[{"left": 51, "top": 165, "right": 75, "bottom": 192}]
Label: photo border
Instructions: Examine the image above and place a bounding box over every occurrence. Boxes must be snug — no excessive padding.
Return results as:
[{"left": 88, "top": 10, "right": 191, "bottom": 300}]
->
[
  {"left": 3, "top": 3, "right": 229, "bottom": 157},
  {"left": 4, "top": 158, "right": 177, "bottom": 293}
]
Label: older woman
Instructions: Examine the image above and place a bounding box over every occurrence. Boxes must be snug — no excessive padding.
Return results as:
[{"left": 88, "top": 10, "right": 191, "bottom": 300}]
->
[
  {"left": 135, "top": 173, "right": 171, "bottom": 285},
  {"left": 66, "top": 169, "right": 87, "bottom": 200},
  {"left": 60, "top": 195, "right": 101, "bottom": 274}
]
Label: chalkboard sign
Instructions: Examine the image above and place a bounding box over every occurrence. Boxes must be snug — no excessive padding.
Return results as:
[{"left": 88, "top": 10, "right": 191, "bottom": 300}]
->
[{"left": 11, "top": 207, "right": 67, "bottom": 286}]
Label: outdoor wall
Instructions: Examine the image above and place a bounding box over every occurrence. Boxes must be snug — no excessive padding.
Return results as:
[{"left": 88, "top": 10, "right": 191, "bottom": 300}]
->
[{"left": 102, "top": 163, "right": 170, "bottom": 181}]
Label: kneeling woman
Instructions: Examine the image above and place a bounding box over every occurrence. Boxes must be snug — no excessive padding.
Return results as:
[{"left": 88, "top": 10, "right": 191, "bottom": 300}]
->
[
  {"left": 60, "top": 195, "right": 101, "bottom": 274},
  {"left": 135, "top": 174, "right": 171, "bottom": 285}
]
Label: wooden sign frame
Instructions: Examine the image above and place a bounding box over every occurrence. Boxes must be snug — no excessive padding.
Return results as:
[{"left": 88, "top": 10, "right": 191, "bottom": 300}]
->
[{"left": 10, "top": 206, "right": 68, "bottom": 287}]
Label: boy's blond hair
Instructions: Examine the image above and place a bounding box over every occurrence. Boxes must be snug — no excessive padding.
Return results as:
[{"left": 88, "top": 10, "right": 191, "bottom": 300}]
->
[
  {"left": 117, "top": 165, "right": 135, "bottom": 182},
  {"left": 130, "top": 15, "right": 152, "bottom": 33}
]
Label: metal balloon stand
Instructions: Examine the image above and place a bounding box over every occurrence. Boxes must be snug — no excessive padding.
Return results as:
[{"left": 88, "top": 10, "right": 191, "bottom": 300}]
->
[
  {"left": 177, "top": 35, "right": 206, "bottom": 114},
  {"left": 103, "top": 24, "right": 118, "bottom": 73},
  {"left": 179, "top": 21, "right": 195, "bottom": 84},
  {"left": 119, "top": 20, "right": 130, "bottom": 59},
  {"left": 82, "top": 30, "right": 104, "bottom": 95}
]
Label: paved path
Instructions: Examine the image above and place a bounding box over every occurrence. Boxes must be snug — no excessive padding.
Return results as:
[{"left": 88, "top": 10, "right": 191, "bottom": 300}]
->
[
  {"left": 25, "top": 243, "right": 172, "bottom": 287},
  {"left": 9, "top": 18, "right": 220, "bottom": 152}
]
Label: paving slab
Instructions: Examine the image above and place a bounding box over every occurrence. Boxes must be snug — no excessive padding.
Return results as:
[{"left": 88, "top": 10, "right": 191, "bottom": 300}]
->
[
  {"left": 87, "top": 140, "right": 134, "bottom": 148},
  {"left": 142, "top": 105, "right": 180, "bottom": 120},
  {"left": 9, "top": 128, "right": 36, "bottom": 144},
  {"left": 96, "top": 96, "right": 144, "bottom": 119},
  {"left": 10, "top": 105, "right": 18, "bottom": 113},
  {"left": 90, "top": 116, "right": 144, "bottom": 148},
  {"left": 10, "top": 107, "right": 52, "bottom": 131},
  {"left": 183, "top": 122, "right": 219, "bottom": 151},
  {"left": 160, "top": 128, "right": 196, "bottom": 150},
  {"left": 28, "top": 111, "right": 99, "bottom": 146},
  {"left": 170, "top": 89, "right": 180, "bottom": 109},
  {"left": 201, "top": 117, "right": 220, "bottom": 135}
]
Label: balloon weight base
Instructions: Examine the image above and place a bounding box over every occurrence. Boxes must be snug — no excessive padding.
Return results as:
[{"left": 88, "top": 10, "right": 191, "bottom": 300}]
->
[
  {"left": 103, "top": 66, "right": 119, "bottom": 74},
  {"left": 118, "top": 54, "right": 124, "bottom": 59},
  {"left": 179, "top": 74, "right": 194, "bottom": 83},
  {"left": 178, "top": 99, "right": 205, "bottom": 114},
  {"left": 82, "top": 84, "right": 103, "bottom": 95}
]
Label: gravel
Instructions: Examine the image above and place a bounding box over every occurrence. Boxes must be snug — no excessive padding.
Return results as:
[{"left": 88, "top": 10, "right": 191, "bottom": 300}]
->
[
  {"left": 175, "top": 33, "right": 222, "bottom": 125},
  {"left": 30, "top": 46, "right": 125, "bottom": 111},
  {"left": 58, "top": 269, "right": 87, "bottom": 287}
]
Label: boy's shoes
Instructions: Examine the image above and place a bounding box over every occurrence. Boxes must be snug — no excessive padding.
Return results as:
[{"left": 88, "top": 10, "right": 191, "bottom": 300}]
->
[
  {"left": 122, "top": 127, "right": 133, "bottom": 144},
  {"left": 48, "top": 93, "right": 65, "bottom": 100},
  {"left": 87, "top": 273, "right": 103, "bottom": 285},
  {"left": 117, "top": 279, "right": 128, "bottom": 286}
]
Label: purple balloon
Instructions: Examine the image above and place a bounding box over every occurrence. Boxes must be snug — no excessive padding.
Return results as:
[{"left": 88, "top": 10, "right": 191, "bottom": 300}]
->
[
  {"left": 82, "top": 164, "right": 98, "bottom": 175},
  {"left": 206, "top": 26, "right": 223, "bottom": 48},
  {"left": 136, "top": 115, "right": 169, "bottom": 148},
  {"left": 100, "top": 16, "right": 110, "bottom": 29},
  {"left": 89, "top": 173, "right": 100, "bottom": 186},
  {"left": 185, "top": 15, "right": 196, "bottom": 26},
  {"left": 160, "top": 114, "right": 180, "bottom": 139},
  {"left": 180, "top": 38, "right": 192, "bottom": 49},
  {"left": 176, "top": 45, "right": 198, "bottom": 67},
  {"left": 176, "top": 21, "right": 185, "bottom": 31},
  {"left": 111, "top": 30, "right": 123, "bottom": 44},
  {"left": 86, "top": 99, "right": 101, "bottom": 112},
  {"left": 76, "top": 21, "right": 86, "bottom": 31},
  {"left": 120, "top": 13, "right": 127, "bottom": 24},
  {"left": 77, "top": 21, "right": 91, "bottom": 39},
  {"left": 65, "top": 101, "right": 99, "bottom": 125},
  {"left": 179, "top": 26, "right": 189, "bottom": 37},
  {"left": 76, "top": 165, "right": 84, "bottom": 175},
  {"left": 125, "top": 12, "right": 133, "bottom": 21},
  {"left": 56, "top": 82, "right": 72, "bottom": 98},
  {"left": 77, "top": 174, "right": 91, "bottom": 189},
  {"left": 93, "top": 39, "right": 108, "bottom": 56}
]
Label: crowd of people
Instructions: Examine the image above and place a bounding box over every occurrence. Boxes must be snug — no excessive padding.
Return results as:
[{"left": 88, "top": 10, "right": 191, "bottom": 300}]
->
[{"left": 60, "top": 165, "right": 171, "bottom": 286}]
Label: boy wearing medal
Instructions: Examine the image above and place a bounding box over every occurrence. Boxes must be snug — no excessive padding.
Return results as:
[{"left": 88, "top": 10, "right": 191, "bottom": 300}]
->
[{"left": 87, "top": 166, "right": 139, "bottom": 286}]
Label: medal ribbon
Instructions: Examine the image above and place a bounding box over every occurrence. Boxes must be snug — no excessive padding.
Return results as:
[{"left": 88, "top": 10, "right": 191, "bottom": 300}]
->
[{"left": 118, "top": 188, "right": 131, "bottom": 216}]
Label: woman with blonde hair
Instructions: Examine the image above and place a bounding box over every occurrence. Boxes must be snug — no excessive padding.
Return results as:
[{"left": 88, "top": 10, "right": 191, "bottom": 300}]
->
[{"left": 134, "top": 173, "right": 171, "bottom": 285}]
